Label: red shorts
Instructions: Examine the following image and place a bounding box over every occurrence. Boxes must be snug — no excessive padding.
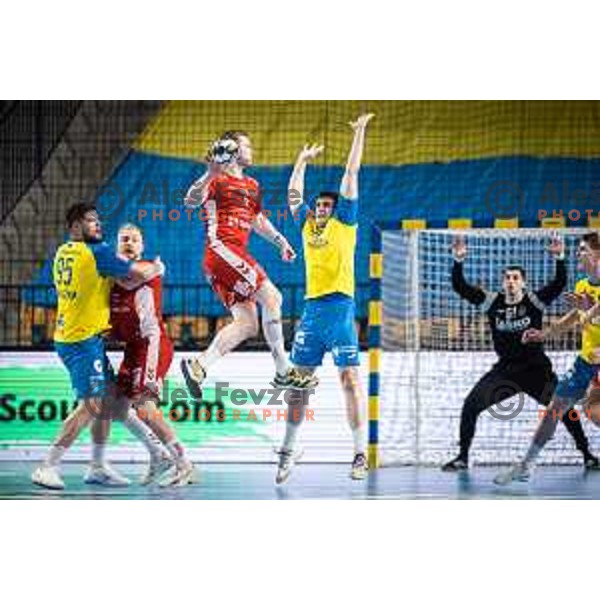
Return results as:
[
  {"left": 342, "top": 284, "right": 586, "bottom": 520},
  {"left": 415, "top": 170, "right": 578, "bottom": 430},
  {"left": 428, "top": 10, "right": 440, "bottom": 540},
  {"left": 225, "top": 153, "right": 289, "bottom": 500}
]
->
[
  {"left": 117, "top": 335, "right": 173, "bottom": 399},
  {"left": 204, "top": 244, "right": 266, "bottom": 308}
]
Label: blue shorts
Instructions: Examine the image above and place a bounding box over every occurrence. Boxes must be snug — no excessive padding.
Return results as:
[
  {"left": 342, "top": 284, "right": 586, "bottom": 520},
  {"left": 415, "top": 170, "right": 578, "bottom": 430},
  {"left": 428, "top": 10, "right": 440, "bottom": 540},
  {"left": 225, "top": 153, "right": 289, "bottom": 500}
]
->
[
  {"left": 55, "top": 335, "right": 113, "bottom": 400},
  {"left": 290, "top": 293, "right": 360, "bottom": 368},
  {"left": 555, "top": 356, "right": 600, "bottom": 403}
]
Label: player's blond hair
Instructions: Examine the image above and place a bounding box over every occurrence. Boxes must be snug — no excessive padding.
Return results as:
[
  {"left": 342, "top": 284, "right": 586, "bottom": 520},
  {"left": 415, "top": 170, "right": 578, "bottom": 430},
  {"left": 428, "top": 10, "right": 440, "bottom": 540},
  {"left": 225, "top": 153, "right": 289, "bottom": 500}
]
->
[{"left": 118, "top": 223, "right": 143, "bottom": 237}]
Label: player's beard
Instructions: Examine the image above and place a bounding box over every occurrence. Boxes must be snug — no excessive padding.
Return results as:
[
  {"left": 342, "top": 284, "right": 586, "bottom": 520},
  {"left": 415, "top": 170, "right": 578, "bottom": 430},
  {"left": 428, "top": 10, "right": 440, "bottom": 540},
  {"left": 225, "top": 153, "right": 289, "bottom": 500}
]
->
[{"left": 83, "top": 230, "right": 102, "bottom": 243}]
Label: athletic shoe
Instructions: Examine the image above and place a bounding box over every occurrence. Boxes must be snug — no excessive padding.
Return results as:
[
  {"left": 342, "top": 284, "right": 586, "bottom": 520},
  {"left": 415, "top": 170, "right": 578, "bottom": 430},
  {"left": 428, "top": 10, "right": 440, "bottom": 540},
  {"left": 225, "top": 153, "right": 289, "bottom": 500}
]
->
[
  {"left": 275, "top": 447, "right": 303, "bottom": 484},
  {"left": 32, "top": 465, "right": 65, "bottom": 490},
  {"left": 84, "top": 463, "right": 130, "bottom": 487},
  {"left": 584, "top": 455, "right": 600, "bottom": 470},
  {"left": 180, "top": 358, "right": 206, "bottom": 400},
  {"left": 271, "top": 370, "right": 295, "bottom": 388},
  {"left": 272, "top": 368, "right": 319, "bottom": 389},
  {"left": 351, "top": 452, "right": 368, "bottom": 480},
  {"left": 159, "top": 460, "right": 196, "bottom": 487},
  {"left": 493, "top": 462, "right": 531, "bottom": 486},
  {"left": 140, "top": 455, "right": 175, "bottom": 486},
  {"left": 441, "top": 456, "right": 469, "bottom": 472}
]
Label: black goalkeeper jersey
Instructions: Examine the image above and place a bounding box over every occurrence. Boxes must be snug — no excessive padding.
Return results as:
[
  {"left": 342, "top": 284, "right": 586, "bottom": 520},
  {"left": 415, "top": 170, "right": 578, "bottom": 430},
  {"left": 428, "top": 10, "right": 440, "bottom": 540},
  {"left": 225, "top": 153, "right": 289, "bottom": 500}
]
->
[{"left": 452, "top": 259, "right": 566, "bottom": 362}]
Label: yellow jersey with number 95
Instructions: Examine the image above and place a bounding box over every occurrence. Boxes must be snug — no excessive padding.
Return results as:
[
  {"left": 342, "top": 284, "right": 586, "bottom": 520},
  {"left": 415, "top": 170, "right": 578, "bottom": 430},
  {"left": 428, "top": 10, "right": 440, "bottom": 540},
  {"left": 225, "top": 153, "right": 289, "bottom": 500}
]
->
[
  {"left": 575, "top": 277, "right": 600, "bottom": 363},
  {"left": 53, "top": 241, "right": 131, "bottom": 343}
]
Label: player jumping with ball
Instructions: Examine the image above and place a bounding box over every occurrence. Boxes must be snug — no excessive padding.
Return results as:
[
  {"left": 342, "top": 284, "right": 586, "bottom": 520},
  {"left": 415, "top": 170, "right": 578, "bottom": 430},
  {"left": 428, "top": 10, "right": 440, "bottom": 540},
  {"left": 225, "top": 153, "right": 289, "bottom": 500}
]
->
[
  {"left": 181, "top": 131, "right": 313, "bottom": 396},
  {"left": 442, "top": 233, "right": 598, "bottom": 473},
  {"left": 275, "top": 113, "right": 374, "bottom": 484}
]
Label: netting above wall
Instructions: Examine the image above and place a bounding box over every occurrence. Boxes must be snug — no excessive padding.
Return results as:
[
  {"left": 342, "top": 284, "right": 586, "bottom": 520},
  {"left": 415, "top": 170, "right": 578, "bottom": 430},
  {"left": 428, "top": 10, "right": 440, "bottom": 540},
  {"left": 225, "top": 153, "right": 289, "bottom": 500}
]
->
[
  {"left": 5, "top": 101, "right": 600, "bottom": 347},
  {"left": 382, "top": 229, "right": 583, "bottom": 352}
]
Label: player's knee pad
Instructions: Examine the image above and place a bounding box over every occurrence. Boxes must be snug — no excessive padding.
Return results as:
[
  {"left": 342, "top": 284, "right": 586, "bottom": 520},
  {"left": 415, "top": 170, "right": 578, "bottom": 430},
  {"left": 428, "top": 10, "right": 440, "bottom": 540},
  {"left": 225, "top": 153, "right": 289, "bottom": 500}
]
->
[{"left": 261, "top": 304, "right": 282, "bottom": 328}]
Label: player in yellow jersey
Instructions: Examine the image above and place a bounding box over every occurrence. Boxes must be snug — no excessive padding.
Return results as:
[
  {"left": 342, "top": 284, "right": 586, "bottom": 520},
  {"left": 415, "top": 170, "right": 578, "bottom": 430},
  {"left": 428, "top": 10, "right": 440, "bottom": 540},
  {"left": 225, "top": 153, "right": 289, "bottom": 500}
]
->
[
  {"left": 32, "top": 203, "right": 166, "bottom": 490},
  {"left": 495, "top": 232, "right": 600, "bottom": 485},
  {"left": 275, "top": 113, "right": 374, "bottom": 484}
]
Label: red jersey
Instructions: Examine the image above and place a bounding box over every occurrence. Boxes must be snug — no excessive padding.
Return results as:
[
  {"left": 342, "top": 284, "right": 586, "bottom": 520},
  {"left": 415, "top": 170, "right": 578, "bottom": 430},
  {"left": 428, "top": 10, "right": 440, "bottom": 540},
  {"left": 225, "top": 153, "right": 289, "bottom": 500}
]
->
[
  {"left": 204, "top": 173, "right": 262, "bottom": 249},
  {"left": 110, "top": 269, "right": 167, "bottom": 343}
]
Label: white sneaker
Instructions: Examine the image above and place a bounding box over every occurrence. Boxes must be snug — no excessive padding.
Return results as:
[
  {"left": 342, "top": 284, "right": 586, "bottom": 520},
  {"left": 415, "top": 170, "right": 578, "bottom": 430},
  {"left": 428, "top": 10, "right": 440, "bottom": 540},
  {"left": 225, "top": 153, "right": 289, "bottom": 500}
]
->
[
  {"left": 140, "top": 455, "right": 176, "bottom": 486},
  {"left": 275, "top": 447, "right": 303, "bottom": 485},
  {"left": 159, "top": 460, "right": 196, "bottom": 487},
  {"left": 32, "top": 465, "right": 65, "bottom": 490},
  {"left": 493, "top": 462, "right": 532, "bottom": 486},
  {"left": 180, "top": 358, "right": 206, "bottom": 400},
  {"left": 84, "top": 463, "right": 130, "bottom": 487}
]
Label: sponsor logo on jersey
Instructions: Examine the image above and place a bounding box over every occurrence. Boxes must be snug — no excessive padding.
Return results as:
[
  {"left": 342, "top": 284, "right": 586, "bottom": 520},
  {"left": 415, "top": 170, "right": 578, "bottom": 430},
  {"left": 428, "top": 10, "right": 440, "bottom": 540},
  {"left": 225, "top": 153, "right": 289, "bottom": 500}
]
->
[
  {"left": 307, "top": 232, "right": 328, "bottom": 247},
  {"left": 495, "top": 316, "right": 531, "bottom": 332}
]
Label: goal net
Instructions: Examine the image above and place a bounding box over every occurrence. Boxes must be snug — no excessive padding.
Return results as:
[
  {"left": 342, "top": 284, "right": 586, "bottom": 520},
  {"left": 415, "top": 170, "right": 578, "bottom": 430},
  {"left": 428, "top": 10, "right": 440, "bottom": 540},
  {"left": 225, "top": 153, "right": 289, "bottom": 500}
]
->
[{"left": 379, "top": 227, "right": 600, "bottom": 466}]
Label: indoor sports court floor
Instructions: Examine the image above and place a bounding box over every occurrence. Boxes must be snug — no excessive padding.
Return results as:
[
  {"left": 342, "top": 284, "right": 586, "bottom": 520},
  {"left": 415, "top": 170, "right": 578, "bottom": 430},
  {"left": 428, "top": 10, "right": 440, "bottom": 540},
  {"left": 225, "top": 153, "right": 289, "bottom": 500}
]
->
[{"left": 2, "top": 462, "right": 600, "bottom": 499}]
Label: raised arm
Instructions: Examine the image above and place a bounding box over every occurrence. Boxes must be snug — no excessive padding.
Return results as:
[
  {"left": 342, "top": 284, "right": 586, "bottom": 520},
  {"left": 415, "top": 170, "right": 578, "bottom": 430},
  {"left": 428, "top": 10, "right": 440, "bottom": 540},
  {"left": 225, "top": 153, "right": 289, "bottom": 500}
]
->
[
  {"left": 522, "top": 288, "right": 595, "bottom": 344},
  {"left": 252, "top": 212, "right": 296, "bottom": 262},
  {"left": 287, "top": 144, "right": 323, "bottom": 216},
  {"left": 92, "top": 243, "right": 164, "bottom": 290},
  {"left": 184, "top": 169, "right": 217, "bottom": 208},
  {"left": 339, "top": 113, "right": 374, "bottom": 200},
  {"left": 183, "top": 140, "right": 228, "bottom": 208},
  {"left": 451, "top": 235, "right": 487, "bottom": 306},
  {"left": 534, "top": 234, "right": 567, "bottom": 305}
]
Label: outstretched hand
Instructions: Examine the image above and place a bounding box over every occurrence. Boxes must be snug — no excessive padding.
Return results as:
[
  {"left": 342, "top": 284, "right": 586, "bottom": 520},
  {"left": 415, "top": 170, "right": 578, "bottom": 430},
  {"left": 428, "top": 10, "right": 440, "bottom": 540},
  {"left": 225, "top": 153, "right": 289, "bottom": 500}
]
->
[
  {"left": 452, "top": 235, "right": 468, "bottom": 261},
  {"left": 546, "top": 232, "right": 565, "bottom": 258},
  {"left": 298, "top": 143, "right": 324, "bottom": 163},
  {"left": 349, "top": 113, "right": 375, "bottom": 131}
]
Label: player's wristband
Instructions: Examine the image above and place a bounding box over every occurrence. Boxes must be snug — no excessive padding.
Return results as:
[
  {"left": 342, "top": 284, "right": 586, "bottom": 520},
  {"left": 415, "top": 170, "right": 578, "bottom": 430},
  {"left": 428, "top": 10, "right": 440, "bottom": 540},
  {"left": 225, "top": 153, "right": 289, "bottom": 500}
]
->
[{"left": 555, "top": 253, "right": 565, "bottom": 261}]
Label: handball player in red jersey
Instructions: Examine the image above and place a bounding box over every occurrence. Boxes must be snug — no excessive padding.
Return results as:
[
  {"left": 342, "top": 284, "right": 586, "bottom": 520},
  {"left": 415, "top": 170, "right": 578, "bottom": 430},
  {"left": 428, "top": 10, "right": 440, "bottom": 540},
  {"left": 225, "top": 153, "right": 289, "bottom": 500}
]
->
[
  {"left": 181, "top": 131, "right": 314, "bottom": 394},
  {"left": 108, "top": 224, "right": 196, "bottom": 486}
]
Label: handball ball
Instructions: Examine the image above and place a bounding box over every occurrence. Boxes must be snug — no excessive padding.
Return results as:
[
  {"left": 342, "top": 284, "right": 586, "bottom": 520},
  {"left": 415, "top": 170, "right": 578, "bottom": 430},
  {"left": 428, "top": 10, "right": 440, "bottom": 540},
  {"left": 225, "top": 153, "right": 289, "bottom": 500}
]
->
[
  {"left": 584, "top": 387, "right": 600, "bottom": 428},
  {"left": 212, "top": 139, "right": 239, "bottom": 164}
]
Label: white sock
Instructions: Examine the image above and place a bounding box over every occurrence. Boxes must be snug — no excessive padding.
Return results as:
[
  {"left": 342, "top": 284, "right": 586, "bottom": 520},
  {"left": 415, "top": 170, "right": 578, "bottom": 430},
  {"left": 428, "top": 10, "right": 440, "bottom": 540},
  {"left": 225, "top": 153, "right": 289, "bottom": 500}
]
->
[
  {"left": 46, "top": 445, "right": 66, "bottom": 467},
  {"left": 282, "top": 394, "right": 307, "bottom": 451},
  {"left": 166, "top": 439, "right": 186, "bottom": 465},
  {"left": 351, "top": 425, "right": 366, "bottom": 455},
  {"left": 198, "top": 346, "right": 221, "bottom": 372},
  {"left": 92, "top": 443, "right": 106, "bottom": 466},
  {"left": 124, "top": 409, "right": 164, "bottom": 461},
  {"left": 282, "top": 421, "right": 300, "bottom": 452},
  {"left": 261, "top": 314, "right": 290, "bottom": 375}
]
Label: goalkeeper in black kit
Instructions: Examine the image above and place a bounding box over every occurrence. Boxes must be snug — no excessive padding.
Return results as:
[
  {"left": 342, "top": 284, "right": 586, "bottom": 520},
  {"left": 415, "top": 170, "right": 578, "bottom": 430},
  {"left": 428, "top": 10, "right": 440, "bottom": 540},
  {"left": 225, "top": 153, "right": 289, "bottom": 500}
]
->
[{"left": 442, "top": 233, "right": 599, "bottom": 472}]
